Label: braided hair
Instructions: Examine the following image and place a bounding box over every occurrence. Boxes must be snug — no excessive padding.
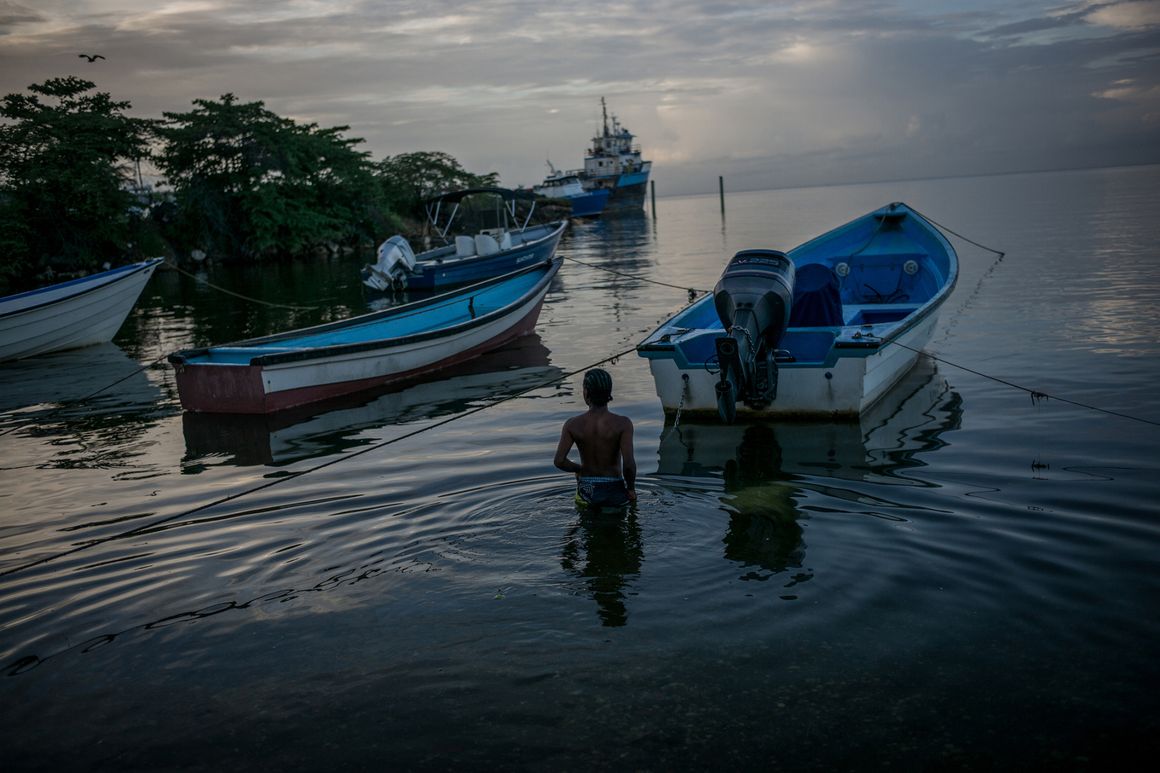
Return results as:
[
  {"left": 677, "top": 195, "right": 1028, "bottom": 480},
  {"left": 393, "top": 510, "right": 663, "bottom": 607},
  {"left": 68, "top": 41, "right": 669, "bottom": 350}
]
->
[{"left": 583, "top": 368, "right": 613, "bottom": 407}]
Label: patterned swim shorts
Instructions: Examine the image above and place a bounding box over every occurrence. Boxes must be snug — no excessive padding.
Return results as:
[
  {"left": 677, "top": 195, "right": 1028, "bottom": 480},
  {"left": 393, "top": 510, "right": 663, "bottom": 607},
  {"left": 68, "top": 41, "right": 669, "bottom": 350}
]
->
[{"left": 576, "top": 476, "right": 630, "bottom": 509}]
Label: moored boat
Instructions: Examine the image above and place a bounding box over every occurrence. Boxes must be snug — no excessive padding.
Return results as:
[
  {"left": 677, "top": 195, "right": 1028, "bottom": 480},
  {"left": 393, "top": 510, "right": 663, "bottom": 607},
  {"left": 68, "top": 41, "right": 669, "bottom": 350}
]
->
[
  {"left": 180, "top": 334, "right": 564, "bottom": 465},
  {"left": 534, "top": 165, "right": 611, "bottom": 218},
  {"left": 170, "top": 257, "right": 562, "bottom": 414},
  {"left": 0, "top": 258, "right": 162, "bottom": 363},
  {"left": 637, "top": 202, "right": 958, "bottom": 421},
  {"left": 362, "top": 187, "right": 566, "bottom": 292}
]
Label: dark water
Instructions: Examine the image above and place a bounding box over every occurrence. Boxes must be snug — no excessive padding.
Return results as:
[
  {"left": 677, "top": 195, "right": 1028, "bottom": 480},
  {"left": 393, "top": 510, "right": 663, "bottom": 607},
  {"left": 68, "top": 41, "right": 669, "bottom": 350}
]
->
[{"left": 2, "top": 166, "right": 1159, "bottom": 770}]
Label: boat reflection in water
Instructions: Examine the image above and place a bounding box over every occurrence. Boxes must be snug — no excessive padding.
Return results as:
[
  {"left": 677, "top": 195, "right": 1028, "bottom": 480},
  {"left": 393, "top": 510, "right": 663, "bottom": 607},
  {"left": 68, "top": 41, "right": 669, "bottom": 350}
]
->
[
  {"left": 0, "top": 342, "right": 166, "bottom": 438},
  {"left": 181, "top": 334, "right": 563, "bottom": 468},
  {"left": 656, "top": 359, "right": 962, "bottom": 583}
]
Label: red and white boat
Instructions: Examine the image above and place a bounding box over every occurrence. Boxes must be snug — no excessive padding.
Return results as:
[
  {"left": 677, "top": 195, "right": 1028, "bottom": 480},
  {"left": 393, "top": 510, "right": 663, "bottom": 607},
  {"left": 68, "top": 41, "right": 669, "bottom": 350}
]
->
[{"left": 169, "top": 257, "right": 561, "bottom": 414}]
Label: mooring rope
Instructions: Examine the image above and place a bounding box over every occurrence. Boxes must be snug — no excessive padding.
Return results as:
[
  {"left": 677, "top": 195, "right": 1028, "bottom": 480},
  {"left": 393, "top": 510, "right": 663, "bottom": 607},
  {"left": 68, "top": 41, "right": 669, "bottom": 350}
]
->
[
  {"left": 164, "top": 260, "right": 319, "bottom": 310},
  {"left": 0, "top": 261, "right": 321, "bottom": 435},
  {"left": 0, "top": 353, "right": 171, "bottom": 438},
  {"left": 564, "top": 255, "right": 709, "bottom": 299},
  {"left": 908, "top": 207, "right": 1006, "bottom": 258},
  {"left": 0, "top": 345, "right": 640, "bottom": 579},
  {"left": 5, "top": 213, "right": 1152, "bottom": 578},
  {"left": 568, "top": 230, "right": 1156, "bottom": 428},
  {"left": 889, "top": 341, "right": 1160, "bottom": 427}
]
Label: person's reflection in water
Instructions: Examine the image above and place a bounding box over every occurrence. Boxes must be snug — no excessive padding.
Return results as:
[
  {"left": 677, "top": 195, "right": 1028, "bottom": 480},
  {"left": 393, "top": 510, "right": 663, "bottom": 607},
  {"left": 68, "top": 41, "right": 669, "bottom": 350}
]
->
[
  {"left": 560, "top": 509, "right": 644, "bottom": 627},
  {"left": 721, "top": 424, "right": 807, "bottom": 582}
]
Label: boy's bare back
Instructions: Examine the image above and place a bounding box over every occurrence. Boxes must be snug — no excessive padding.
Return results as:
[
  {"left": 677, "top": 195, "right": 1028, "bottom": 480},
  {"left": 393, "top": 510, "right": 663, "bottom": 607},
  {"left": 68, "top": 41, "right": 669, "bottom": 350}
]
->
[
  {"left": 561, "top": 409, "right": 634, "bottom": 478},
  {"left": 554, "top": 368, "right": 637, "bottom": 504}
]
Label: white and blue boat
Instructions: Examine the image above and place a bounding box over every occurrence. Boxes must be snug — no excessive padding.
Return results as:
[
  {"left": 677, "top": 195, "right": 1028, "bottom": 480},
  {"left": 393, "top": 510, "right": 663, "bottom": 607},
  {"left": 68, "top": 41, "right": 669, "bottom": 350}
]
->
[
  {"left": 580, "top": 98, "right": 651, "bottom": 211},
  {"left": 362, "top": 188, "right": 566, "bottom": 293},
  {"left": 172, "top": 257, "right": 562, "bottom": 414},
  {"left": 0, "top": 257, "right": 162, "bottom": 363},
  {"left": 637, "top": 203, "right": 958, "bottom": 421},
  {"left": 533, "top": 165, "right": 610, "bottom": 218}
]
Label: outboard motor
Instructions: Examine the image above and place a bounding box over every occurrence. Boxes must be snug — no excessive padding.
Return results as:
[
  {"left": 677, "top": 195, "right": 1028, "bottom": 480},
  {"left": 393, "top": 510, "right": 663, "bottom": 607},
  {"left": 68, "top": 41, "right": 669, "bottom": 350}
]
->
[
  {"left": 362, "top": 235, "right": 417, "bottom": 291},
  {"left": 712, "top": 250, "right": 795, "bottom": 422}
]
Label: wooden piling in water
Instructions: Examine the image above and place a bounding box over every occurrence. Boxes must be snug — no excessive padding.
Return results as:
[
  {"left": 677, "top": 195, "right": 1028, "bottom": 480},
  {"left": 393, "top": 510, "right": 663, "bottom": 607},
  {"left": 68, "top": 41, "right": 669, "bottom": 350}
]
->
[
  {"left": 719, "top": 176, "right": 725, "bottom": 213},
  {"left": 650, "top": 180, "right": 656, "bottom": 217}
]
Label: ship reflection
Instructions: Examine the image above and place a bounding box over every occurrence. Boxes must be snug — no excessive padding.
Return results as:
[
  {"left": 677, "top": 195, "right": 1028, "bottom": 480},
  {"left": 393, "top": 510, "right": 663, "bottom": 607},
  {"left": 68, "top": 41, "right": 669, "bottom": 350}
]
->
[
  {"left": 657, "top": 360, "right": 962, "bottom": 583},
  {"left": 181, "top": 334, "right": 564, "bottom": 468}
]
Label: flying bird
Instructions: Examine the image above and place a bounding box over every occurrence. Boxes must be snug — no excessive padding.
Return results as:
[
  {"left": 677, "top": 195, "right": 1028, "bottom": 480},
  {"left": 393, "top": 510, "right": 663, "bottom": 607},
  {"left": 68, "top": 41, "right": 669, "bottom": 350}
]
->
[{"left": 77, "top": 54, "right": 105, "bottom": 62}]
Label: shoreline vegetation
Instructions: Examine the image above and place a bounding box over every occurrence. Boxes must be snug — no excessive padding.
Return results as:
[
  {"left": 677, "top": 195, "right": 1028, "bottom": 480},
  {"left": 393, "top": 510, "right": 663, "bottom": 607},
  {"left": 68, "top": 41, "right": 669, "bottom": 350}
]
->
[{"left": 0, "top": 77, "right": 548, "bottom": 295}]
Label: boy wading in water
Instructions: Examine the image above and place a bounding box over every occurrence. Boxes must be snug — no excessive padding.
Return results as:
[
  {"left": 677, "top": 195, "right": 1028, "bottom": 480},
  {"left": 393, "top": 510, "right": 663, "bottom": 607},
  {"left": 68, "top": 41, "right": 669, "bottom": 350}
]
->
[{"left": 554, "top": 368, "right": 637, "bottom": 510}]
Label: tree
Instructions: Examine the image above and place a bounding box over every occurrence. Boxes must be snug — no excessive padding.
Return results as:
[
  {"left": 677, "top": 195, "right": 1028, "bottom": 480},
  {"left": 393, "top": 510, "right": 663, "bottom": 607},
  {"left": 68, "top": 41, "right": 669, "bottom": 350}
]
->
[
  {"left": 155, "top": 94, "right": 392, "bottom": 261},
  {"left": 0, "top": 76, "right": 152, "bottom": 292},
  {"left": 377, "top": 151, "right": 499, "bottom": 218}
]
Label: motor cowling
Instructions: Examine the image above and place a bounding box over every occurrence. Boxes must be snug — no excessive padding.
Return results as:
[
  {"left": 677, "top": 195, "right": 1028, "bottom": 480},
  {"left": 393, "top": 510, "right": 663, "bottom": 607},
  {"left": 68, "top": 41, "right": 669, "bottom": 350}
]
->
[
  {"left": 362, "top": 235, "right": 417, "bottom": 291},
  {"left": 712, "top": 250, "right": 795, "bottom": 422}
]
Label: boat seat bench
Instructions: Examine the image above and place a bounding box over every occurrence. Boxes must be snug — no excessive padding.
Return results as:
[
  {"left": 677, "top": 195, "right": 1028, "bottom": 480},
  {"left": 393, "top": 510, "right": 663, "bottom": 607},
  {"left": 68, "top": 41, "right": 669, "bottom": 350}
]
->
[{"left": 843, "top": 304, "right": 916, "bottom": 325}]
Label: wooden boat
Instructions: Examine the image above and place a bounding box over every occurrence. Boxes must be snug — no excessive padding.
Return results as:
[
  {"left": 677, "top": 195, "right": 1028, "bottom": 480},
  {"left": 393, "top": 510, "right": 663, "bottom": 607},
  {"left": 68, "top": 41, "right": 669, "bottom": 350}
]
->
[
  {"left": 170, "top": 257, "right": 562, "bottom": 414},
  {"left": 180, "top": 334, "right": 564, "bottom": 465},
  {"left": 362, "top": 188, "right": 567, "bottom": 292},
  {"left": 0, "top": 258, "right": 162, "bottom": 363},
  {"left": 637, "top": 202, "right": 958, "bottom": 420}
]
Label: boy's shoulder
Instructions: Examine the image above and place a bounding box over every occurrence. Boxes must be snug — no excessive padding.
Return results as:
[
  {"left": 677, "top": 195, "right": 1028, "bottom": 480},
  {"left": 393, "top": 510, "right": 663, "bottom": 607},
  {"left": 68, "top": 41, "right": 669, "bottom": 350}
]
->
[{"left": 609, "top": 410, "right": 634, "bottom": 427}]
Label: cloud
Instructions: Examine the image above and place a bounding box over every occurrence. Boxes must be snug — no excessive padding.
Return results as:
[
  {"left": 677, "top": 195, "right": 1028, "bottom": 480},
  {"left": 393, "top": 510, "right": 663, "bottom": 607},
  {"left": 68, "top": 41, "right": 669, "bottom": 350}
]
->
[
  {"left": 0, "top": 0, "right": 1158, "bottom": 193},
  {"left": 0, "top": 1, "right": 44, "bottom": 32},
  {"left": 1087, "top": 0, "right": 1160, "bottom": 30}
]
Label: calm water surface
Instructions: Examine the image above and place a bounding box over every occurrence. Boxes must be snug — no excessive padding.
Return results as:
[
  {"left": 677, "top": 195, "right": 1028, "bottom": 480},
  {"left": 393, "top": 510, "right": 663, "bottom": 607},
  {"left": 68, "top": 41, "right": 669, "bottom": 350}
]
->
[{"left": 2, "top": 166, "right": 1159, "bottom": 770}]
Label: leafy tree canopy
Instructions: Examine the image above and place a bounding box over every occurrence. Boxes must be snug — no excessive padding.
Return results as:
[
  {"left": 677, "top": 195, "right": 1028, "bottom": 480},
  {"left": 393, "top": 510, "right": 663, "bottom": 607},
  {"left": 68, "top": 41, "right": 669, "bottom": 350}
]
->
[
  {"left": 0, "top": 76, "right": 152, "bottom": 291},
  {"left": 377, "top": 151, "right": 499, "bottom": 218},
  {"left": 0, "top": 80, "right": 505, "bottom": 285},
  {"left": 155, "top": 94, "right": 393, "bottom": 260}
]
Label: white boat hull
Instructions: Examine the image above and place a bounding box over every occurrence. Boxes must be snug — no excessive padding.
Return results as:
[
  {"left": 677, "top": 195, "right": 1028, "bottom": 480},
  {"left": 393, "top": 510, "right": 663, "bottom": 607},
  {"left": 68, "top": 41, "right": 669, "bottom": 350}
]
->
[
  {"left": 0, "top": 259, "right": 162, "bottom": 363},
  {"left": 645, "top": 307, "right": 942, "bottom": 419}
]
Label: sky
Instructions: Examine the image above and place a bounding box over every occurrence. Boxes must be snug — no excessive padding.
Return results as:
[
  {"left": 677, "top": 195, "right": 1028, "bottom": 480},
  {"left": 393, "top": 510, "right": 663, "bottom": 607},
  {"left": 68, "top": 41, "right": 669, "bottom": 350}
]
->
[{"left": 1, "top": 0, "right": 1158, "bottom": 195}]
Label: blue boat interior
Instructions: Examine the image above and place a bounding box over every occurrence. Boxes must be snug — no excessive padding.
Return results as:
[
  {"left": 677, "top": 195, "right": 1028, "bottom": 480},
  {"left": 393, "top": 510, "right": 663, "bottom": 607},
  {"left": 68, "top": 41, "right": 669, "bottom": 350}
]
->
[
  {"left": 187, "top": 268, "right": 547, "bottom": 366},
  {"left": 640, "top": 206, "right": 956, "bottom": 367}
]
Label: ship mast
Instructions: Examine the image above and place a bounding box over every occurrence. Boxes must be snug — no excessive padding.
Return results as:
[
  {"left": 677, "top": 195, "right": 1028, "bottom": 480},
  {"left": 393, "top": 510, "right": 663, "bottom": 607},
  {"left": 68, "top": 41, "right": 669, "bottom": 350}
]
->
[{"left": 601, "top": 97, "right": 609, "bottom": 138}]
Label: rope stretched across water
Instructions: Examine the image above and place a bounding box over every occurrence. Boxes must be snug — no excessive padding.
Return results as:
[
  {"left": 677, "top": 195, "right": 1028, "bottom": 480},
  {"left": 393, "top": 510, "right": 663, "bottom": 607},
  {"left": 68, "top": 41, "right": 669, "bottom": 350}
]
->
[
  {"left": 889, "top": 341, "right": 1160, "bottom": 427},
  {"left": 164, "top": 260, "right": 319, "bottom": 310},
  {"left": 564, "top": 255, "right": 710, "bottom": 298},
  {"left": 0, "top": 345, "right": 639, "bottom": 579},
  {"left": 6, "top": 214, "right": 1154, "bottom": 577},
  {"left": 564, "top": 228, "right": 1156, "bottom": 428},
  {"left": 0, "top": 352, "right": 171, "bottom": 438},
  {"left": 0, "top": 261, "right": 320, "bottom": 435}
]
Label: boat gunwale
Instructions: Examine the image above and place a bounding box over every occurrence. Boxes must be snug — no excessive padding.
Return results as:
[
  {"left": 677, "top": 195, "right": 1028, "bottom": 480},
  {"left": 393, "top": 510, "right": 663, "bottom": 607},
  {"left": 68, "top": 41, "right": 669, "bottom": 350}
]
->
[{"left": 0, "top": 258, "right": 163, "bottom": 321}]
